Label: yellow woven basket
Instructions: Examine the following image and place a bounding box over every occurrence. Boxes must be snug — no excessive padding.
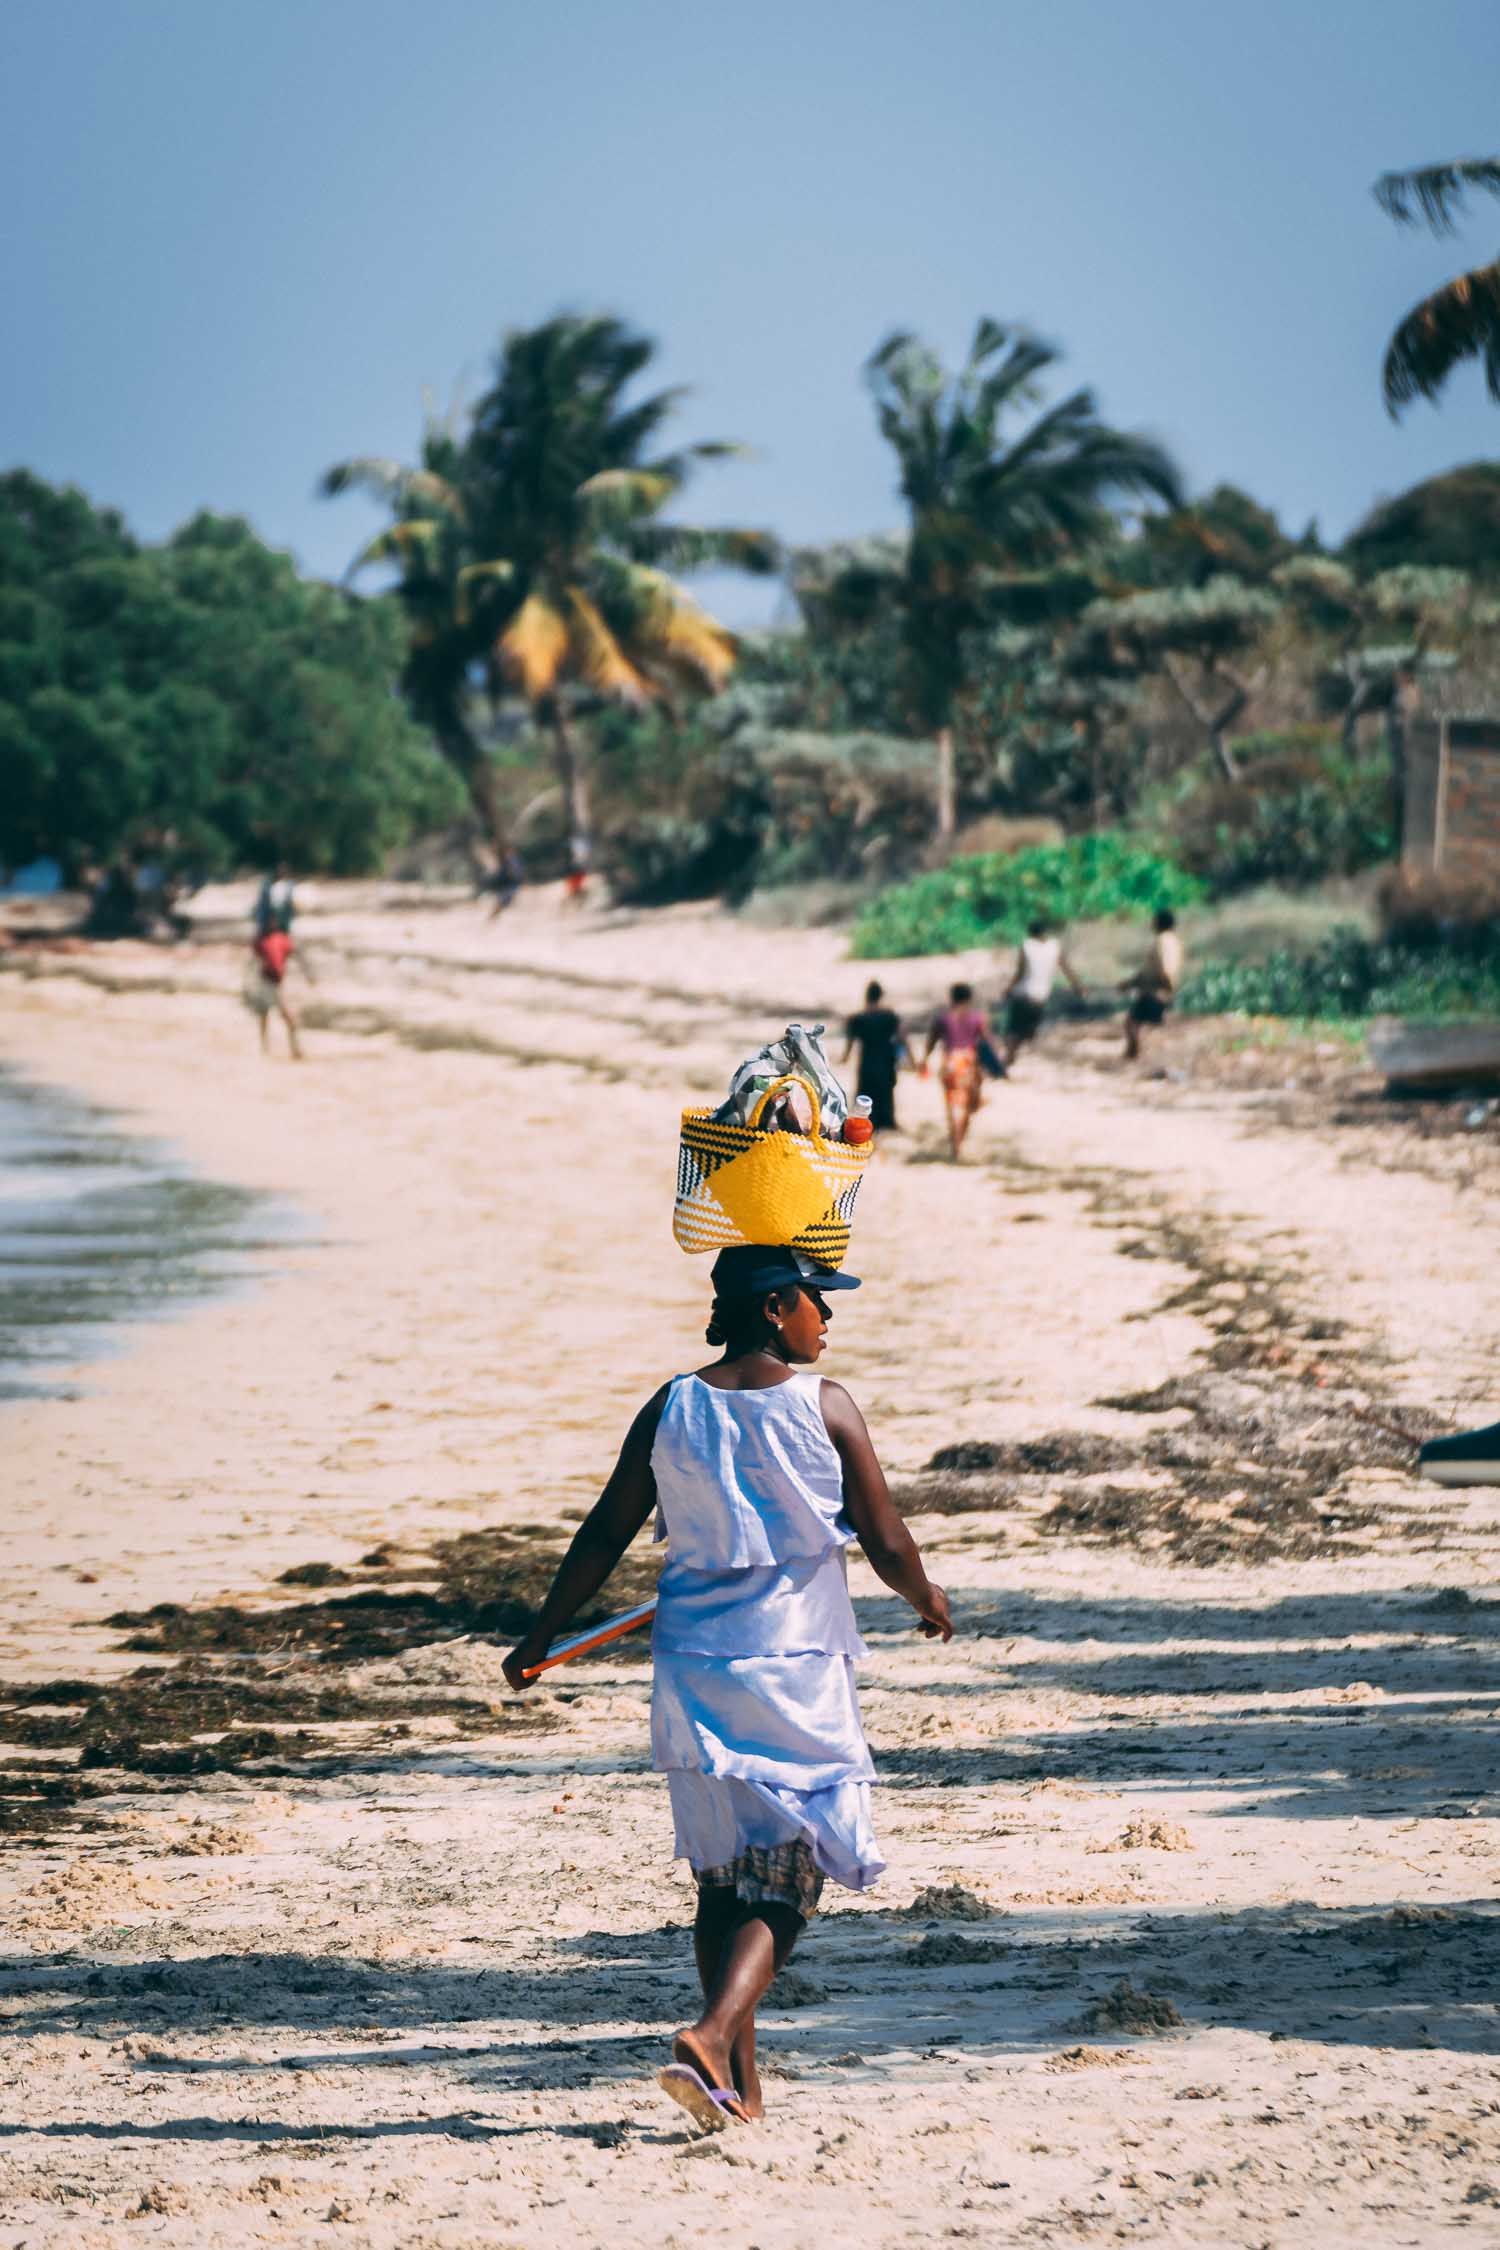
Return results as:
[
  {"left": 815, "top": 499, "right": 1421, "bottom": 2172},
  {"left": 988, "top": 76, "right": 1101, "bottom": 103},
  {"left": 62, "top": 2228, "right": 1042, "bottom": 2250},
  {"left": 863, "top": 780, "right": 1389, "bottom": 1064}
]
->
[{"left": 673, "top": 1074, "right": 874, "bottom": 1268}]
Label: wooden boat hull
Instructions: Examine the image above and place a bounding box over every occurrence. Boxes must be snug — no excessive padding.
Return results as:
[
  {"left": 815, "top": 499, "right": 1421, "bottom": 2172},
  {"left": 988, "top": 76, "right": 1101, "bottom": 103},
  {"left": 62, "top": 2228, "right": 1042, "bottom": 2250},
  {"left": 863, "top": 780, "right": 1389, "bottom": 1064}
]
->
[{"left": 1369, "top": 1022, "right": 1500, "bottom": 1092}]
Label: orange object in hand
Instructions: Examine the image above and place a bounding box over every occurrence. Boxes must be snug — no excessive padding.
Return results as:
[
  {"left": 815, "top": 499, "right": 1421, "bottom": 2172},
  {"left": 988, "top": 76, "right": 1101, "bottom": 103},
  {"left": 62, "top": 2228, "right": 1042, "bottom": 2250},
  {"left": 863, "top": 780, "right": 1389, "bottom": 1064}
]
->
[{"left": 519, "top": 1601, "right": 657, "bottom": 1677}]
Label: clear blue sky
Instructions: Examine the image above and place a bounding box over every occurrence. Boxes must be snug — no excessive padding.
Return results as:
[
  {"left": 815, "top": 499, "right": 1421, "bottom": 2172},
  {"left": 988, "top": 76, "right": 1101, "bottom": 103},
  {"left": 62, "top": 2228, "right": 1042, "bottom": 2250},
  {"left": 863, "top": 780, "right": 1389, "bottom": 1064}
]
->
[{"left": 4, "top": 0, "right": 1498, "bottom": 624}]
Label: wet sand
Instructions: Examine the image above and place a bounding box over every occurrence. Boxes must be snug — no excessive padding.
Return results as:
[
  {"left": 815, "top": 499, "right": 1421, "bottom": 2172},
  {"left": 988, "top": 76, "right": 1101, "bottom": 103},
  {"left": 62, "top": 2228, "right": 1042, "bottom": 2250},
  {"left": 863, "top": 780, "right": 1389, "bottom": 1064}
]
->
[{"left": 2, "top": 885, "right": 1498, "bottom": 2247}]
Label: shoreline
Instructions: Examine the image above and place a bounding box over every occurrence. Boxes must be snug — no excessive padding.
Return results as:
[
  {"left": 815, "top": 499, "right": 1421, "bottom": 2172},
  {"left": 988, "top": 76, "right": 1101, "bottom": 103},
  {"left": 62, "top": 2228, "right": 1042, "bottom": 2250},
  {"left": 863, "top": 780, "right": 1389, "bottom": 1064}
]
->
[{"left": 0, "top": 1055, "right": 297, "bottom": 1407}]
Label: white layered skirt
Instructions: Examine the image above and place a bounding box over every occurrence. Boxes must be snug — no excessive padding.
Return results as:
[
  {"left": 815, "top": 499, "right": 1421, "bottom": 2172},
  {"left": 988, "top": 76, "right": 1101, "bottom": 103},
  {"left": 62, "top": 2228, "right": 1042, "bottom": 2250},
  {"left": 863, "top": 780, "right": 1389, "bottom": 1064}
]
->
[{"left": 650, "top": 1547, "right": 883, "bottom": 1893}]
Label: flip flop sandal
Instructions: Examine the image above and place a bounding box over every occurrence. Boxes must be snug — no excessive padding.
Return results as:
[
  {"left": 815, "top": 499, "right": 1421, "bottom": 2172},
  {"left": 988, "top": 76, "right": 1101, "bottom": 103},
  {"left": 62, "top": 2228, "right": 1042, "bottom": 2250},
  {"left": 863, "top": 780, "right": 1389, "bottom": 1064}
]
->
[{"left": 657, "top": 2062, "right": 747, "bottom": 2133}]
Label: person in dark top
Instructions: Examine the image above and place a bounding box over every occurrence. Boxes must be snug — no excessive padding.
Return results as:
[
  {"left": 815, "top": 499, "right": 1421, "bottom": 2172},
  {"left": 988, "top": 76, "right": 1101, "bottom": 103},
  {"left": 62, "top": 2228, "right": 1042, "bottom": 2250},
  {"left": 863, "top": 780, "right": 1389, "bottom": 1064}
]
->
[{"left": 842, "top": 982, "right": 912, "bottom": 1132}]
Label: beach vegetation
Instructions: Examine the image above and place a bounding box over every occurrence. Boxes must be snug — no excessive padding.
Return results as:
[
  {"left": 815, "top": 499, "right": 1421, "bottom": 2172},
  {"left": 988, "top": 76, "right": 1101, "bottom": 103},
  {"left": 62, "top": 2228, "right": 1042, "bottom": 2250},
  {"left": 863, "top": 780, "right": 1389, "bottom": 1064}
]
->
[
  {"left": 0, "top": 474, "right": 460, "bottom": 889},
  {"left": 1179, "top": 923, "right": 1500, "bottom": 1022},
  {"left": 850, "top": 833, "right": 1202, "bottom": 957},
  {"left": 324, "top": 314, "right": 777, "bottom": 853},
  {"left": 805, "top": 321, "right": 1183, "bottom": 843}
]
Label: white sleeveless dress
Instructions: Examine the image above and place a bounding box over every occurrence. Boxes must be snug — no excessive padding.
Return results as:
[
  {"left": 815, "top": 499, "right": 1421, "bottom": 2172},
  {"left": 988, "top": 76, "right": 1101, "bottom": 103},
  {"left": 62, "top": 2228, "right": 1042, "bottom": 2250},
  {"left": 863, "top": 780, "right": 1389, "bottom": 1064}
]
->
[{"left": 649, "top": 1370, "right": 883, "bottom": 1899}]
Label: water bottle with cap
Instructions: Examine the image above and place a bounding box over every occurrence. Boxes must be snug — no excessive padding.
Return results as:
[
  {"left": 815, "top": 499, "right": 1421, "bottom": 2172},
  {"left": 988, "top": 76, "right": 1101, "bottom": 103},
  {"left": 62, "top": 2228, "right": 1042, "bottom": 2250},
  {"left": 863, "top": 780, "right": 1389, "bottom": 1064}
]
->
[{"left": 843, "top": 1095, "right": 874, "bottom": 1145}]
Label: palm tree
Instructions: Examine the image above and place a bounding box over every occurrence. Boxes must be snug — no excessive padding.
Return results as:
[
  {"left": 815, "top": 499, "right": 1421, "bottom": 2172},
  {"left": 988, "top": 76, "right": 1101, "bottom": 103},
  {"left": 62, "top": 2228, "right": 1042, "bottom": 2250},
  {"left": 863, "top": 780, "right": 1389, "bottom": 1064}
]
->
[
  {"left": 324, "top": 315, "right": 776, "bottom": 852},
  {"left": 831, "top": 322, "right": 1183, "bottom": 840},
  {"left": 1376, "top": 157, "right": 1500, "bottom": 415}
]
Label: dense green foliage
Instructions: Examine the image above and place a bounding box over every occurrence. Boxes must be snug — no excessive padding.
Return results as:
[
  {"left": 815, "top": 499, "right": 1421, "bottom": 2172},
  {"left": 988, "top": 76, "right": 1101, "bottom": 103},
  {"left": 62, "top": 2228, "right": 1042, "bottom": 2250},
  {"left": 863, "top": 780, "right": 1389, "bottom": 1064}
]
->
[
  {"left": 1180, "top": 926, "right": 1500, "bottom": 1021},
  {"left": 1162, "top": 730, "right": 1396, "bottom": 893},
  {"left": 8, "top": 295, "right": 1499, "bottom": 931},
  {"left": 579, "top": 698, "right": 936, "bottom": 906},
  {"left": 0, "top": 473, "right": 461, "bottom": 881},
  {"left": 1344, "top": 464, "right": 1500, "bottom": 576},
  {"left": 851, "top": 834, "right": 1203, "bottom": 957}
]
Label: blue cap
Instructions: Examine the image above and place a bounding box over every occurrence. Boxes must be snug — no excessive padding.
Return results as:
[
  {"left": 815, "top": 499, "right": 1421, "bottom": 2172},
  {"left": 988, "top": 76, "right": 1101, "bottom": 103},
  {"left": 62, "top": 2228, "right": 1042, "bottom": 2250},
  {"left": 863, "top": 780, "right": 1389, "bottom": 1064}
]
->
[{"left": 709, "top": 1245, "right": 862, "bottom": 1298}]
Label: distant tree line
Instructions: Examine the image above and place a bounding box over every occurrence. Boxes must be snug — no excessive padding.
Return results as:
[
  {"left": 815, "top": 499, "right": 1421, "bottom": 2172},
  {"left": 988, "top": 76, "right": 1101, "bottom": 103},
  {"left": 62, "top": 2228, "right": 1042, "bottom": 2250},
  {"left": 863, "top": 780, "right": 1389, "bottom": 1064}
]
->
[
  {"left": 0, "top": 472, "right": 461, "bottom": 890},
  {"left": 6, "top": 134, "right": 1500, "bottom": 916}
]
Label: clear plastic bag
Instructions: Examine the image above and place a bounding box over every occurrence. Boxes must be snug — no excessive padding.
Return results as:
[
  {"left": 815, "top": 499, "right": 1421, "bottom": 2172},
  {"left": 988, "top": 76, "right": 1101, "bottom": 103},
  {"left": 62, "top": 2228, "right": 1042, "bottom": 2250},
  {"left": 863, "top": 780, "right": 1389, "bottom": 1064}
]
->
[{"left": 713, "top": 1023, "right": 849, "bottom": 1136}]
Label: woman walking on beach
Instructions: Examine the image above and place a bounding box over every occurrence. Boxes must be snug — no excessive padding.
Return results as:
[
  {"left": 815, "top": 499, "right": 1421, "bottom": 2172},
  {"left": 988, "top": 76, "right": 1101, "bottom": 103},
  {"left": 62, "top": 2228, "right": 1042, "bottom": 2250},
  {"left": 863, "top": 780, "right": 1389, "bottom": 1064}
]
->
[
  {"left": 843, "top": 981, "right": 912, "bottom": 1131},
  {"left": 503, "top": 1244, "right": 951, "bottom": 2131},
  {"left": 923, "top": 981, "right": 990, "bottom": 1160},
  {"left": 1122, "top": 908, "right": 1183, "bottom": 1062}
]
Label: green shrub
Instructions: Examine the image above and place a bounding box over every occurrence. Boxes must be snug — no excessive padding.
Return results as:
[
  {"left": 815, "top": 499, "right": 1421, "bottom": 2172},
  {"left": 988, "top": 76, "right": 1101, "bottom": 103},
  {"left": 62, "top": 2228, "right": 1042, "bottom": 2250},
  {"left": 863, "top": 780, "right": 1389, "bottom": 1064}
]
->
[
  {"left": 1179, "top": 924, "right": 1500, "bottom": 1020},
  {"left": 1165, "top": 729, "right": 1396, "bottom": 896},
  {"left": 851, "top": 832, "right": 1204, "bottom": 957}
]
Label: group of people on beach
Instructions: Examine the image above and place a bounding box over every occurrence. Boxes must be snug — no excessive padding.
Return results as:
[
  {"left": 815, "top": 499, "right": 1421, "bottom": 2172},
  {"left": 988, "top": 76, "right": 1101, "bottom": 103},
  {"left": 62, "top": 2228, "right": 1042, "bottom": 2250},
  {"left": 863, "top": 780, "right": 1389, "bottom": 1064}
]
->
[
  {"left": 845, "top": 908, "right": 1185, "bottom": 1158},
  {"left": 229, "top": 854, "right": 1187, "bottom": 2127}
]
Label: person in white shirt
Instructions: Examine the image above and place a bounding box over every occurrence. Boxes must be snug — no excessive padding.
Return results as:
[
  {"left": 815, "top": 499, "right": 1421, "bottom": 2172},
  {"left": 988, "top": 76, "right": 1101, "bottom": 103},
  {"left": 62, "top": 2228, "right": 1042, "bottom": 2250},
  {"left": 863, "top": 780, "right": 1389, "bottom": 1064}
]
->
[
  {"left": 1000, "top": 917, "right": 1083, "bottom": 1069},
  {"left": 1122, "top": 908, "right": 1184, "bottom": 1060}
]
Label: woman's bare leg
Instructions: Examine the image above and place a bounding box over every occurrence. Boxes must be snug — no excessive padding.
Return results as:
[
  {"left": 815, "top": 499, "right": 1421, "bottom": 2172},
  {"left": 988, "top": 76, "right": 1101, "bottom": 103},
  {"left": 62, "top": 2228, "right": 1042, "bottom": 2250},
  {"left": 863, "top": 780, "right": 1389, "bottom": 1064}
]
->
[
  {"left": 692, "top": 1887, "right": 763, "bottom": 2117},
  {"left": 679, "top": 1900, "right": 802, "bottom": 2116},
  {"left": 277, "top": 998, "right": 303, "bottom": 1060}
]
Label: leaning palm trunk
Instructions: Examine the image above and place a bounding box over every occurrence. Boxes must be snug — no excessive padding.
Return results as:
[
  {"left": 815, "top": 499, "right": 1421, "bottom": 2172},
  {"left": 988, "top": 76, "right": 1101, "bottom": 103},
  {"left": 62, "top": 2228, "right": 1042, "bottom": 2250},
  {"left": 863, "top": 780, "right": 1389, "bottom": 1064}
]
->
[
  {"left": 550, "top": 703, "right": 591, "bottom": 854},
  {"left": 434, "top": 721, "right": 509, "bottom": 854},
  {"left": 934, "top": 726, "right": 957, "bottom": 845}
]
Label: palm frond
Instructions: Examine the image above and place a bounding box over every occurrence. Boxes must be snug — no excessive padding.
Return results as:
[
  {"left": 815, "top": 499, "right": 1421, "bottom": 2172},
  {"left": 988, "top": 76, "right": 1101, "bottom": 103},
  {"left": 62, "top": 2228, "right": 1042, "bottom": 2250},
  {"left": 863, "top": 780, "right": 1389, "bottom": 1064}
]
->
[
  {"left": 622, "top": 523, "right": 780, "bottom": 575},
  {"left": 600, "top": 388, "right": 692, "bottom": 465},
  {"left": 497, "top": 592, "right": 569, "bottom": 701},
  {"left": 565, "top": 588, "right": 656, "bottom": 703},
  {"left": 1376, "top": 158, "right": 1500, "bottom": 234},
  {"left": 1382, "top": 255, "right": 1500, "bottom": 413},
  {"left": 620, "top": 569, "right": 737, "bottom": 691},
  {"left": 986, "top": 387, "right": 1101, "bottom": 484},
  {"left": 971, "top": 329, "right": 1059, "bottom": 429},
  {"left": 321, "top": 457, "right": 465, "bottom": 517},
  {"left": 344, "top": 519, "right": 447, "bottom": 578},
  {"left": 575, "top": 469, "right": 681, "bottom": 536},
  {"left": 866, "top": 333, "right": 950, "bottom": 510}
]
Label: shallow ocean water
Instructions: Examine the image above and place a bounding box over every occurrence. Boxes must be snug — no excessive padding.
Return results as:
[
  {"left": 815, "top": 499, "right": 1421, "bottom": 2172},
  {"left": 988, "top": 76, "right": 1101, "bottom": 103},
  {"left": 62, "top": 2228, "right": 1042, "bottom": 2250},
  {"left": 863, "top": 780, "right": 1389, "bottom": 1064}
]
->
[{"left": 0, "top": 1063, "right": 299, "bottom": 1401}]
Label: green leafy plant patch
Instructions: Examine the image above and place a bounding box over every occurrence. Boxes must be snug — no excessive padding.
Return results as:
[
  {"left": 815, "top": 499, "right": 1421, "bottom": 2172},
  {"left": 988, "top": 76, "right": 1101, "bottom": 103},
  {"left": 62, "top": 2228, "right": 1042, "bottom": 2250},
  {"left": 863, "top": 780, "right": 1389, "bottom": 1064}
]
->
[{"left": 851, "top": 833, "right": 1203, "bottom": 958}]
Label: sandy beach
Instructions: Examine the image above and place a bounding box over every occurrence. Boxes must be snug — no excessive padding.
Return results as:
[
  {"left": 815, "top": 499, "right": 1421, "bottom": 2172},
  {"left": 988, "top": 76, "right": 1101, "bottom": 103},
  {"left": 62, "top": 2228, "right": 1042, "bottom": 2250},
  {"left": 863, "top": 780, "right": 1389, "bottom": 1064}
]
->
[{"left": 2, "top": 885, "right": 1499, "bottom": 2248}]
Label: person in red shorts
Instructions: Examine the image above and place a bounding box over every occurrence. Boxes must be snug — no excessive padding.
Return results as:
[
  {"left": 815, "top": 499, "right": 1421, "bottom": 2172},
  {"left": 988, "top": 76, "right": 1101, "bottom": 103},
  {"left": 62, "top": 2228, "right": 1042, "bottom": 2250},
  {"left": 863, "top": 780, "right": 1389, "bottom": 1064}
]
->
[
  {"left": 922, "top": 982, "right": 989, "bottom": 1160},
  {"left": 245, "top": 925, "right": 304, "bottom": 1058}
]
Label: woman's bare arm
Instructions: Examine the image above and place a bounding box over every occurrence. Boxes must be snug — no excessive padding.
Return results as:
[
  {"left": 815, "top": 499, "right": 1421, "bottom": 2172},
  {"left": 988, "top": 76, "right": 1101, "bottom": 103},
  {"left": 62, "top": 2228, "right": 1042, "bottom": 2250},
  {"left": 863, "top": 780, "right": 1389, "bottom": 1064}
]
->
[
  {"left": 502, "top": 1387, "right": 668, "bottom": 1688},
  {"left": 820, "top": 1380, "right": 952, "bottom": 1639}
]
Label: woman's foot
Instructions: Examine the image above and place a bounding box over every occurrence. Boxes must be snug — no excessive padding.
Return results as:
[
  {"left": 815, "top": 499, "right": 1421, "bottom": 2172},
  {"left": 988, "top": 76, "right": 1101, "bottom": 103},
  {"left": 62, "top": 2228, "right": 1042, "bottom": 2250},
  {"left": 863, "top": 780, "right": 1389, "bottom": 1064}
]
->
[
  {"left": 672, "top": 2027, "right": 748, "bottom": 2120},
  {"left": 657, "top": 2062, "right": 747, "bottom": 2133}
]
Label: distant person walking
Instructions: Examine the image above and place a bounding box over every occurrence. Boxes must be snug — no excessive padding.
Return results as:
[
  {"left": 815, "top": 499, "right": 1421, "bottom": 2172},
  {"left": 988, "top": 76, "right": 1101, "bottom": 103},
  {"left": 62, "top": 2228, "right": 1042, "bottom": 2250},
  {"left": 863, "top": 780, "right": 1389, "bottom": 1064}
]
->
[
  {"left": 563, "top": 832, "right": 591, "bottom": 906},
  {"left": 999, "top": 917, "right": 1083, "bottom": 1070},
  {"left": 244, "top": 925, "right": 304, "bottom": 1059},
  {"left": 484, "top": 847, "right": 525, "bottom": 918},
  {"left": 923, "top": 982, "right": 990, "bottom": 1160},
  {"left": 842, "top": 982, "right": 912, "bottom": 1132},
  {"left": 1122, "top": 909, "right": 1183, "bottom": 1061}
]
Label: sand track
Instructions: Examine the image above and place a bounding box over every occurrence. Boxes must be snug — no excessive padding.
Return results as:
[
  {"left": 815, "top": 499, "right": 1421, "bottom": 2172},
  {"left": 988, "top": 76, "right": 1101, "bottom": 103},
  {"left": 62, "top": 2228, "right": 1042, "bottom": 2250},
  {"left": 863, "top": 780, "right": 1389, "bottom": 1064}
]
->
[{"left": 2, "top": 889, "right": 1498, "bottom": 2247}]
